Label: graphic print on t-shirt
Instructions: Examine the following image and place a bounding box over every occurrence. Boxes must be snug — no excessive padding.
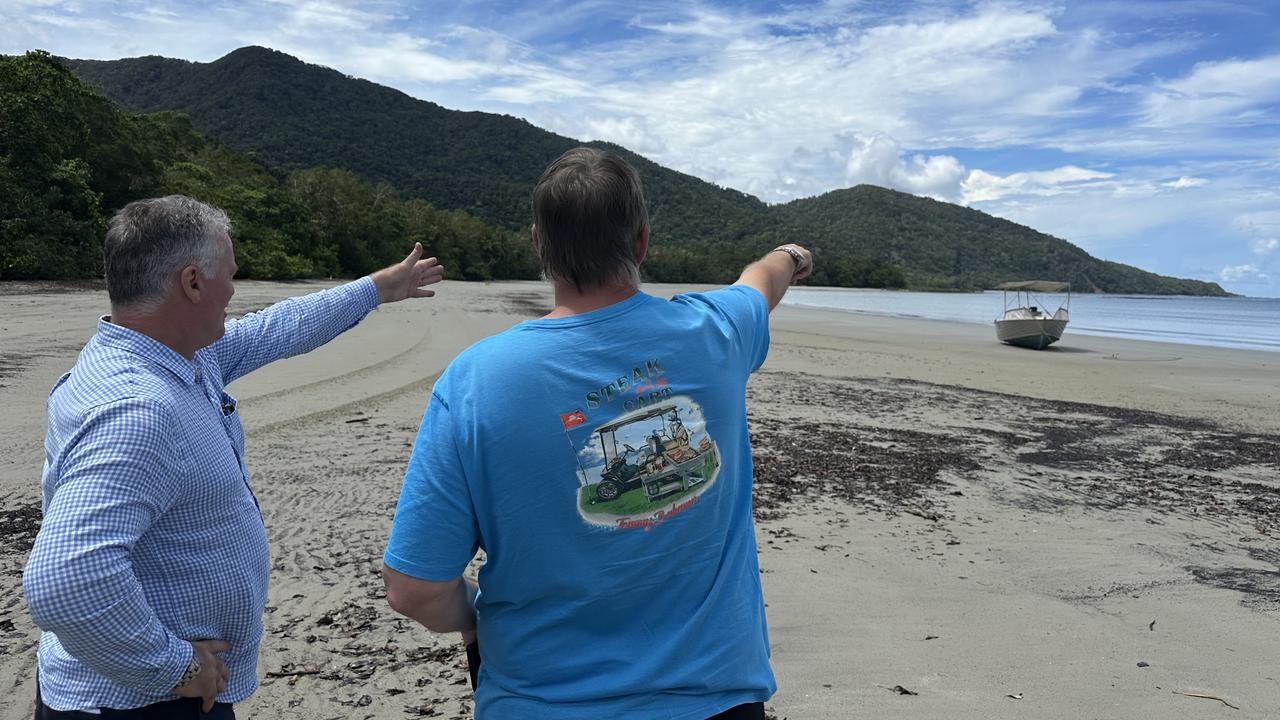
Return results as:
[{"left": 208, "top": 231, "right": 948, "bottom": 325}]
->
[{"left": 567, "top": 394, "right": 721, "bottom": 530}]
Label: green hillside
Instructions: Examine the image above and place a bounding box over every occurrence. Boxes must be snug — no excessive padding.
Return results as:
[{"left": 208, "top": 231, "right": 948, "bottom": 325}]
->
[
  {"left": 765, "top": 186, "right": 1229, "bottom": 294},
  {"left": 65, "top": 48, "right": 768, "bottom": 250},
  {"left": 8, "top": 46, "right": 1229, "bottom": 294},
  {"left": 1, "top": 51, "right": 538, "bottom": 282}
]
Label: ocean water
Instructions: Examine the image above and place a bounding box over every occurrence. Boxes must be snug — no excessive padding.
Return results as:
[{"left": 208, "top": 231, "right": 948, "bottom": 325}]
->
[{"left": 782, "top": 289, "right": 1280, "bottom": 353}]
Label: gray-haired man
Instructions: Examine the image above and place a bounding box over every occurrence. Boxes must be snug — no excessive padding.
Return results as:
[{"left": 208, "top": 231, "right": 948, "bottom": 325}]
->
[{"left": 24, "top": 195, "right": 444, "bottom": 718}]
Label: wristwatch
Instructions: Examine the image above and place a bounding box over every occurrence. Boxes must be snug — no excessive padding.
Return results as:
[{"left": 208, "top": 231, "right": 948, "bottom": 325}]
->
[
  {"left": 772, "top": 246, "right": 805, "bottom": 271},
  {"left": 174, "top": 652, "right": 201, "bottom": 689}
]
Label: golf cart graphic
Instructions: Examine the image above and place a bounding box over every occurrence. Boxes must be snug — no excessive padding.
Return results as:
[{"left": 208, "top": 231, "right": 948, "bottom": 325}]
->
[{"left": 577, "top": 398, "right": 721, "bottom": 527}]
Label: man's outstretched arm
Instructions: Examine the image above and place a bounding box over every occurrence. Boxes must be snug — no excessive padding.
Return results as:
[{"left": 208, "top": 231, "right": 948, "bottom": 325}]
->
[
  {"left": 734, "top": 243, "right": 813, "bottom": 311},
  {"left": 213, "top": 243, "right": 445, "bottom": 384}
]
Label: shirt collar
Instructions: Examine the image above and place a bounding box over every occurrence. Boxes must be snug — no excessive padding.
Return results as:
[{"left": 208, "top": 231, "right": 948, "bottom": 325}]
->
[{"left": 95, "top": 316, "right": 202, "bottom": 385}]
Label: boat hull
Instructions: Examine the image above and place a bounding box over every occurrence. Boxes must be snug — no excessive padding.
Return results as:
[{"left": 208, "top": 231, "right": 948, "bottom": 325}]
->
[{"left": 995, "top": 318, "right": 1068, "bottom": 349}]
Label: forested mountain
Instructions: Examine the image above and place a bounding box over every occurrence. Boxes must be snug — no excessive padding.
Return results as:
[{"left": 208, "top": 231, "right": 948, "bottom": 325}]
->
[
  {"left": 765, "top": 186, "right": 1229, "bottom": 294},
  {"left": 1, "top": 51, "right": 539, "bottom": 282},
  {"left": 66, "top": 47, "right": 769, "bottom": 275},
  {"left": 6, "top": 46, "right": 1226, "bottom": 294}
]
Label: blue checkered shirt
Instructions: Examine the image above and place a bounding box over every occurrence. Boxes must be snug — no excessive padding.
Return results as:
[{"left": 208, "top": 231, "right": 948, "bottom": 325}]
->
[{"left": 24, "top": 278, "right": 380, "bottom": 711}]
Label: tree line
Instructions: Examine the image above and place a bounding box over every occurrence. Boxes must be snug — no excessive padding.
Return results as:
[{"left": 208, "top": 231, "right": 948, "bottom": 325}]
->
[{"left": 0, "top": 52, "right": 535, "bottom": 283}]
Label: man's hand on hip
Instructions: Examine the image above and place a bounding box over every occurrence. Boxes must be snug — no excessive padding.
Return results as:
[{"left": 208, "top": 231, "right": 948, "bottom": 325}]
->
[
  {"left": 371, "top": 243, "right": 447, "bottom": 304},
  {"left": 171, "top": 639, "right": 231, "bottom": 712}
]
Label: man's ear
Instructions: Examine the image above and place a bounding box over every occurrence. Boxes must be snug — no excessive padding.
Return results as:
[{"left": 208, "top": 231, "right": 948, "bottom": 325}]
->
[
  {"left": 634, "top": 223, "right": 650, "bottom": 265},
  {"left": 179, "top": 265, "right": 201, "bottom": 303}
]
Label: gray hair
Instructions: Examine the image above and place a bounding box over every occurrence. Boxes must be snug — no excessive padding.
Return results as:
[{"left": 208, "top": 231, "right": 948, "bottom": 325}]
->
[
  {"left": 532, "top": 147, "right": 647, "bottom": 292},
  {"left": 104, "top": 195, "right": 231, "bottom": 309}
]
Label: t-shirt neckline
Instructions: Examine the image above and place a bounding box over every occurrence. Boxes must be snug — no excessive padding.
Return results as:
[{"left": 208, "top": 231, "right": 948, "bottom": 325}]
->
[{"left": 520, "top": 290, "right": 651, "bottom": 329}]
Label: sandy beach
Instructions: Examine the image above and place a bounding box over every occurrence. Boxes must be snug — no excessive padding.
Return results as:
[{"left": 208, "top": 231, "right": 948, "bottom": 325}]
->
[{"left": 1, "top": 279, "right": 1276, "bottom": 719}]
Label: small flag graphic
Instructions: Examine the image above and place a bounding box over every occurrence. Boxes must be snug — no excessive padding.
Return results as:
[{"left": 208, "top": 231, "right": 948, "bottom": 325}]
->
[{"left": 560, "top": 409, "right": 587, "bottom": 429}]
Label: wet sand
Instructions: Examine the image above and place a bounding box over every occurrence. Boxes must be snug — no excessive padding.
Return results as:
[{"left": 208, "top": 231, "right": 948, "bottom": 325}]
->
[{"left": 1, "top": 280, "right": 1276, "bottom": 719}]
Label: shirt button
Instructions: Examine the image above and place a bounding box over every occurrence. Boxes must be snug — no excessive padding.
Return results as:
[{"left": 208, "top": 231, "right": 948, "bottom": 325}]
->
[{"left": 194, "top": 367, "right": 203, "bottom": 382}]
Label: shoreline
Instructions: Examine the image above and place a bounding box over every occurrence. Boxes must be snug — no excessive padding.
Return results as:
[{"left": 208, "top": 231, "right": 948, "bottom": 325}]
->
[
  {"left": 1, "top": 280, "right": 1276, "bottom": 719},
  {"left": 785, "top": 301, "right": 1280, "bottom": 354},
  {"left": 781, "top": 287, "right": 1280, "bottom": 354},
  {"left": 767, "top": 298, "right": 1279, "bottom": 435}
]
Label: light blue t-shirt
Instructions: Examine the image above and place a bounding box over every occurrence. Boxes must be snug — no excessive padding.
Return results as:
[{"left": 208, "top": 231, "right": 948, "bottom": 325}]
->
[{"left": 384, "top": 286, "right": 775, "bottom": 719}]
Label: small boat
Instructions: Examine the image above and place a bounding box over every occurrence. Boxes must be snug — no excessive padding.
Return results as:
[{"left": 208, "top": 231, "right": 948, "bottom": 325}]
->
[{"left": 994, "top": 281, "right": 1070, "bottom": 349}]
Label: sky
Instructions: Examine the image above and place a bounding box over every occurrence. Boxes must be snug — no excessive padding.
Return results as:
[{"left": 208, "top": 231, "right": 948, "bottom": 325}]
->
[{"left": 4, "top": 0, "right": 1280, "bottom": 296}]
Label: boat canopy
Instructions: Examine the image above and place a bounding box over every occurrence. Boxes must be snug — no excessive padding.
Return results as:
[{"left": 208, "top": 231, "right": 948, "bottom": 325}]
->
[
  {"left": 995, "top": 281, "right": 1069, "bottom": 292},
  {"left": 594, "top": 403, "right": 677, "bottom": 433}
]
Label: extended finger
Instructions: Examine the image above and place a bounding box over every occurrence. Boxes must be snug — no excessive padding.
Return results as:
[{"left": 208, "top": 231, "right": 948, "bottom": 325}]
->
[
  {"left": 402, "top": 242, "right": 424, "bottom": 266},
  {"left": 203, "top": 692, "right": 216, "bottom": 712},
  {"left": 411, "top": 288, "right": 437, "bottom": 298},
  {"left": 417, "top": 267, "right": 445, "bottom": 286}
]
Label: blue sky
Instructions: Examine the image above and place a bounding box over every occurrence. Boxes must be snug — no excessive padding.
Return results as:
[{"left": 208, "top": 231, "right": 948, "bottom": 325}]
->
[{"left": 4, "top": 0, "right": 1279, "bottom": 296}]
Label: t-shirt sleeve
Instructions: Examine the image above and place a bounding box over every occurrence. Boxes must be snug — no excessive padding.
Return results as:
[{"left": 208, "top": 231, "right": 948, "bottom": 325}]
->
[
  {"left": 383, "top": 390, "right": 480, "bottom": 581},
  {"left": 673, "top": 285, "right": 771, "bottom": 375}
]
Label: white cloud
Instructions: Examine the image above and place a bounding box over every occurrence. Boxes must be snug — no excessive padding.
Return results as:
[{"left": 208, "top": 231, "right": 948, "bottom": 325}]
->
[
  {"left": 118, "top": 9, "right": 181, "bottom": 26},
  {"left": 321, "top": 33, "right": 499, "bottom": 85},
  {"left": 581, "top": 116, "right": 668, "bottom": 156},
  {"left": 1219, "top": 264, "right": 1267, "bottom": 282},
  {"left": 1233, "top": 211, "right": 1280, "bottom": 264},
  {"left": 24, "top": 12, "right": 107, "bottom": 30},
  {"left": 963, "top": 165, "right": 1114, "bottom": 203},
  {"left": 1143, "top": 54, "right": 1280, "bottom": 128},
  {"left": 267, "top": 0, "right": 391, "bottom": 31},
  {"left": 817, "top": 131, "right": 1119, "bottom": 207},
  {"left": 633, "top": 7, "right": 756, "bottom": 38},
  {"left": 1251, "top": 238, "right": 1279, "bottom": 256},
  {"left": 967, "top": 167, "right": 1280, "bottom": 292},
  {"left": 484, "top": 65, "right": 597, "bottom": 103},
  {"left": 1164, "top": 176, "right": 1208, "bottom": 188},
  {"left": 2, "top": 0, "right": 1217, "bottom": 202},
  {"left": 843, "top": 133, "right": 967, "bottom": 201},
  {"left": 460, "top": 2, "right": 1096, "bottom": 202}
]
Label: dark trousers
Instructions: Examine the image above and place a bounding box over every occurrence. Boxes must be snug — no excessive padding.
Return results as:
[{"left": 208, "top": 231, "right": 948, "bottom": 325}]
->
[
  {"left": 706, "top": 702, "right": 766, "bottom": 720},
  {"left": 35, "top": 682, "right": 234, "bottom": 720},
  {"left": 465, "top": 641, "right": 765, "bottom": 720}
]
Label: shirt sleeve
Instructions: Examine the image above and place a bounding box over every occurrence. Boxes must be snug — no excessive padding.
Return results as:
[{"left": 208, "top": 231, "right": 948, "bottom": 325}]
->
[
  {"left": 673, "top": 285, "right": 772, "bottom": 375},
  {"left": 211, "top": 276, "right": 380, "bottom": 384},
  {"left": 23, "top": 398, "right": 194, "bottom": 694},
  {"left": 383, "top": 389, "right": 481, "bottom": 581}
]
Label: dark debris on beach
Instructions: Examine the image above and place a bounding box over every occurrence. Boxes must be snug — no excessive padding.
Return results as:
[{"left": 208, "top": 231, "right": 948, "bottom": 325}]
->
[
  {"left": 0, "top": 501, "right": 41, "bottom": 561},
  {"left": 746, "top": 371, "right": 1280, "bottom": 607},
  {"left": 458, "top": 291, "right": 550, "bottom": 317},
  {"left": 747, "top": 371, "right": 1279, "bottom": 532},
  {"left": 750, "top": 417, "right": 977, "bottom": 522}
]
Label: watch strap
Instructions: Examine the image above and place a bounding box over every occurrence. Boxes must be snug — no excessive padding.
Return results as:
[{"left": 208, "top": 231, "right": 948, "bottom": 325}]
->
[
  {"left": 772, "top": 246, "right": 804, "bottom": 270},
  {"left": 174, "top": 651, "right": 201, "bottom": 689}
]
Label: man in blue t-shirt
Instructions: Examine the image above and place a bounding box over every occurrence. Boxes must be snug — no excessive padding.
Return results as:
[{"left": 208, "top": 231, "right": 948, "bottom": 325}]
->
[{"left": 383, "top": 147, "right": 813, "bottom": 719}]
